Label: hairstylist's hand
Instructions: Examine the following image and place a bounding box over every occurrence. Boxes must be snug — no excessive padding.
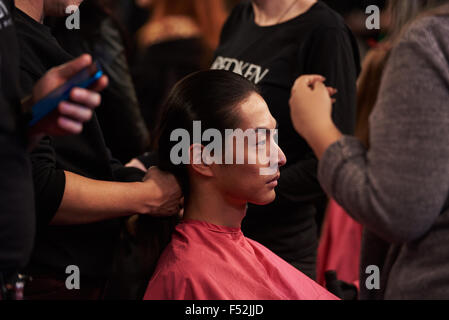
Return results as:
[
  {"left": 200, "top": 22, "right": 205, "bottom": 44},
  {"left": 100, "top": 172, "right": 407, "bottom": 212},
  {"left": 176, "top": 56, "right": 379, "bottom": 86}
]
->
[
  {"left": 289, "top": 75, "right": 342, "bottom": 159},
  {"left": 142, "top": 166, "right": 183, "bottom": 217},
  {"left": 289, "top": 75, "right": 337, "bottom": 140},
  {"left": 28, "top": 54, "right": 108, "bottom": 138}
]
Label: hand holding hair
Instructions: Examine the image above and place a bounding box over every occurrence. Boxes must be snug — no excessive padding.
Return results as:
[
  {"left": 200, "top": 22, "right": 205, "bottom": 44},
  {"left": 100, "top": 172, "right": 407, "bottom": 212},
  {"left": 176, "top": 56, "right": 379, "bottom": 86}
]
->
[{"left": 289, "top": 74, "right": 342, "bottom": 159}]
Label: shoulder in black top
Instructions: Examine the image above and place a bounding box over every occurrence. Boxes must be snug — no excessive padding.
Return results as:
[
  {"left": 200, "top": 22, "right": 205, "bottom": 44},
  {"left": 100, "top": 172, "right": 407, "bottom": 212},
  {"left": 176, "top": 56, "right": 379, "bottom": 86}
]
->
[{"left": 212, "top": 1, "right": 360, "bottom": 277}]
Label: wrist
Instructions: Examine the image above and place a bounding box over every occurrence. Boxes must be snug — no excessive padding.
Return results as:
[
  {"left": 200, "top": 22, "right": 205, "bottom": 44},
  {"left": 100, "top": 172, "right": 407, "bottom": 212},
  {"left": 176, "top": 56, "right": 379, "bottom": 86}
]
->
[
  {"left": 304, "top": 121, "right": 342, "bottom": 159},
  {"left": 132, "top": 180, "right": 162, "bottom": 215},
  {"left": 301, "top": 119, "right": 334, "bottom": 141}
]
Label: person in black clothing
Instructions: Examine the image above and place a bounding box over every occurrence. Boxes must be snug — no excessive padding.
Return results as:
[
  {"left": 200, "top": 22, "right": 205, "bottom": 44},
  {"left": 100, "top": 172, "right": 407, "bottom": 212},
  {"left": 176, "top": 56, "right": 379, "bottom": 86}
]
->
[
  {"left": 0, "top": 0, "right": 107, "bottom": 299},
  {"left": 13, "top": 0, "right": 182, "bottom": 299},
  {"left": 212, "top": 0, "right": 360, "bottom": 278},
  {"left": 49, "top": 0, "right": 150, "bottom": 164}
]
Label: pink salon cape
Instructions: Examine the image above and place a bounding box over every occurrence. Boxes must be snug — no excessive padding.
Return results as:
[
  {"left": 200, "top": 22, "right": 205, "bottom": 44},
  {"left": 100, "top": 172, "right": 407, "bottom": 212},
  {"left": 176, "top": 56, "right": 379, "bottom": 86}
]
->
[{"left": 143, "top": 219, "right": 338, "bottom": 300}]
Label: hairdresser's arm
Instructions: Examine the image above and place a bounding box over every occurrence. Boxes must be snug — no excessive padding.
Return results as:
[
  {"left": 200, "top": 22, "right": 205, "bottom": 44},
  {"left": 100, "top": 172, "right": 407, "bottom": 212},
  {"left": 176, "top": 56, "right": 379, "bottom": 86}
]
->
[
  {"left": 51, "top": 166, "right": 182, "bottom": 225},
  {"left": 290, "top": 24, "right": 449, "bottom": 243}
]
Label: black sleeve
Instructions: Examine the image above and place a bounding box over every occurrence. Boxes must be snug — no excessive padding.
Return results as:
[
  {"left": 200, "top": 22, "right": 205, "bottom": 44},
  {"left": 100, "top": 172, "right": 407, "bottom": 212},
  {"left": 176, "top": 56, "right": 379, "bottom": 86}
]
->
[
  {"left": 15, "top": 53, "right": 68, "bottom": 231},
  {"left": 112, "top": 166, "right": 146, "bottom": 182},
  {"left": 136, "top": 151, "right": 158, "bottom": 169},
  {"left": 29, "top": 136, "right": 66, "bottom": 228},
  {"left": 277, "top": 26, "right": 359, "bottom": 202},
  {"left": 110, "top": 154, "right": 146, "bottom": 182},
  {"left": 106, "top": 147, "right": 146, "bottom": 182},
  {"left": 0, "top": 91, "right": 35, "bottom": 272}
]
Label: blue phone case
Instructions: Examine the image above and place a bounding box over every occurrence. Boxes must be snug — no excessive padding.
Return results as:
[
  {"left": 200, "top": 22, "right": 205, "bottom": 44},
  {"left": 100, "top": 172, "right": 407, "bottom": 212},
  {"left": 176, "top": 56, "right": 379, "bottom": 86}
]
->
[{"left": 29, "top": 62, "right": 103, "bottom": 127}]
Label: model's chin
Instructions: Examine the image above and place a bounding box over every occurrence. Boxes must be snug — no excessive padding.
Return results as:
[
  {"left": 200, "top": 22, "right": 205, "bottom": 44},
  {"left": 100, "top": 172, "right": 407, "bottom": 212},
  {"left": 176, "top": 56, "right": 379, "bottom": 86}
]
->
[{"left": 250, "top": 190, "right": 276, "bottom": 206}]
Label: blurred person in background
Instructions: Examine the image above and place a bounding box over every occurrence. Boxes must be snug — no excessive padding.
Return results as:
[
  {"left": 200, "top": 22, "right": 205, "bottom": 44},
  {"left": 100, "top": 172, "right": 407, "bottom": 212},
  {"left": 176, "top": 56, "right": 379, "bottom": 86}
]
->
[
  {"left": 290, "top": 1, "right": 449, "bottom": 300},
  {"left": 114, "top": 0, "right": 150, "bottom": 38},
  {"left": 322, "top": 0, "right": 388, "bottom": 59},
  {"left": 211, "top": 0, "right": 360, "bottom": 279},
  {"left": 49, "top": 0, "right": 150, "bottom": 164},
  {"left": 131, "top": 0, "right": 227, "bottom": 145}
]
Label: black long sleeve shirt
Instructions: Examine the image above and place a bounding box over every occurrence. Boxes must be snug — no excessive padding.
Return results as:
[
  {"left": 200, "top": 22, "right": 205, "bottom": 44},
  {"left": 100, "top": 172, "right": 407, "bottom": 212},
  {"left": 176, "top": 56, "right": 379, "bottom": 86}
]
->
[
  {"left": 212, "top": 1, "right": 360, "bottom": 277},
  {"left": 14, "top": 9, "right": 144, "bottom": 278}
]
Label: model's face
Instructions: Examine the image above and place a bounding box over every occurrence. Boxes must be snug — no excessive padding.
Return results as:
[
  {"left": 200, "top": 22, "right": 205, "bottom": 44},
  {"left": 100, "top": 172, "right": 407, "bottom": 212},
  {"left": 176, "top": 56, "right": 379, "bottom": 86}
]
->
[
  {"left": 212, "top": 93, "right": 286, "bottom": 206},
  {"left": 44, "top": 0, "right": 83, "bottom": 17}
]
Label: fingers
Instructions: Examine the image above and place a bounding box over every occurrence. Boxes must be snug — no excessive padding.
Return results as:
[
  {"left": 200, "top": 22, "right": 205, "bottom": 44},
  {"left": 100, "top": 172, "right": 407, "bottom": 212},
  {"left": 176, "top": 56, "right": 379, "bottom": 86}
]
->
[
  {"left": 301, "top": 74, "right": 326, "bottom": 85},
  {"left": 326, "top": 87, "right": 337, "bottom": 104},
  {"left": 56, "top": 54, "right": 92, "bottom": 79},
  {"left": 327, "top": 87, "right": 337, "bottom": 96},
  {"left": 306, "top": 75, "right": 326, "bottom": 89},
  {"left": 152, "top": 196, "right": 183, "bottom": 217},
  {"left": 58, "top": 101, "right": 93, "bottom": 122},
  {"left": 89, "top": 75, "right": 109, "bottom": 92},
  {"left": 69, "top": 87, "right": 102, "bottom": 108},
  {"left": 313, "top": 81, "right": 331, "bottom": 94},
  {"left": 294, "top": 75, "right": 326, "bottom": 90},
  {"left": 56, "top": 99, "right": 96, "bottom": 134},
  {"left": 57, "top": 117, "right": 83, "bottom": 134}
]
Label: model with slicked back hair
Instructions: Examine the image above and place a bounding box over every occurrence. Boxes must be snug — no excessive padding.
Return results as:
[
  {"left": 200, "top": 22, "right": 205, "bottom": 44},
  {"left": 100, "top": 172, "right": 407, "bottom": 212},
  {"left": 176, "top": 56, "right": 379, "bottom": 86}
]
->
[{"left": 155, "top": 70, "right": 260, "bottom": 196}]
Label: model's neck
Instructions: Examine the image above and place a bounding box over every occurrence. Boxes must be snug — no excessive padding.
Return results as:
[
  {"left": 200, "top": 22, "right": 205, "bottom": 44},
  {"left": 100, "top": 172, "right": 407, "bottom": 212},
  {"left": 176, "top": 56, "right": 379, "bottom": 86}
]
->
[
  {"left": 15, "top": 0, "right": 44, "bottom": 23},
  {"left": 184, "top": 185, "right": 247, "bottom": 229},
  {"left": 251, "top": 0, "right": 317, "bottom": 26}
]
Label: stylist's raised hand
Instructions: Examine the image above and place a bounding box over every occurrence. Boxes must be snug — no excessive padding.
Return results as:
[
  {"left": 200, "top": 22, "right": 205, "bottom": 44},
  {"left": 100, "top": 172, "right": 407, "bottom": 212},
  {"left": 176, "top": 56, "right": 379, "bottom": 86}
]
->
[
  {"left": 142, "top": 166, "right": 183, "bottom": 217},
  {"left": 289, "top": 75, "right": 336, "bottom": 140},
  {"left": 29, "top": 54, "right": 108, "bottom": 137}
]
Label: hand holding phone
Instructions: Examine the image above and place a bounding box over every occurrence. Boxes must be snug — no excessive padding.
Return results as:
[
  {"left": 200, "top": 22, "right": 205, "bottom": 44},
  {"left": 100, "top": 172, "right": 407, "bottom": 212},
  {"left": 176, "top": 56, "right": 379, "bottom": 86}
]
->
[{"left": 27, "top": 55, "right": 108, "bottom": 139}]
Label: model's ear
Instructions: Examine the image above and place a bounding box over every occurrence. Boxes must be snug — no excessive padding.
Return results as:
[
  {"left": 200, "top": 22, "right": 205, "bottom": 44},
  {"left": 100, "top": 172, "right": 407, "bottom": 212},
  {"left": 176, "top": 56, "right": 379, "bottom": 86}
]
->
[{"left": 189, "top": 144, "right": 214, "bottom": 177}]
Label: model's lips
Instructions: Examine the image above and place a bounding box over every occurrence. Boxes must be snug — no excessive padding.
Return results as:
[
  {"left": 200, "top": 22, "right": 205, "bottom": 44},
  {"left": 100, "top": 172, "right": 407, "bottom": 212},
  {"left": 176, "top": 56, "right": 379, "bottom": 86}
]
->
[{"left": 266, "top": 173, "right": 280, "bottom": 185}]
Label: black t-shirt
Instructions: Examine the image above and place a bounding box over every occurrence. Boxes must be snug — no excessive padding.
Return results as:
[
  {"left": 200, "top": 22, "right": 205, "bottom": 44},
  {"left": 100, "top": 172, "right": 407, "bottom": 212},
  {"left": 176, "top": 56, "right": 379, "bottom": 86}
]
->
[
  {"left": 212, "top": 1, "right": 360, "bottom": 277},
  {"left": 0, "top": 0, "right": 35, "bottom": 274},
  {"left": 13, "top": 8, "right": 144, "bottom": 278}
]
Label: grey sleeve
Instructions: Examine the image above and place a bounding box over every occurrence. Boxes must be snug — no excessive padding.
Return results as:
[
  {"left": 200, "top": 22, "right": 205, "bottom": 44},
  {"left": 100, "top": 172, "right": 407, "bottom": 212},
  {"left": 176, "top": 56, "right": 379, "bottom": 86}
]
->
[{"left": 318, "top": 18, "right": 449, "bottom": 244}]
